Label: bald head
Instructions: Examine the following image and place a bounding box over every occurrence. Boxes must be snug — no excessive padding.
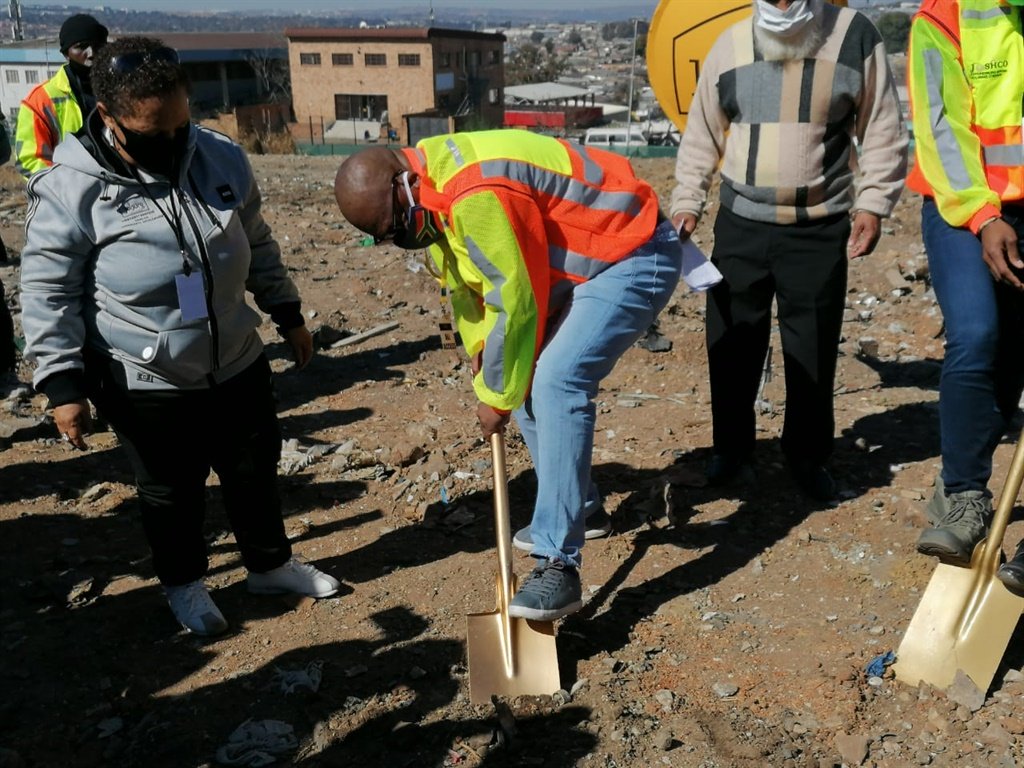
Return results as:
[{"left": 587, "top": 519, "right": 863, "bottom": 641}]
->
[{"left": 334, "top": 147, "right": 409, "bottom": 238}]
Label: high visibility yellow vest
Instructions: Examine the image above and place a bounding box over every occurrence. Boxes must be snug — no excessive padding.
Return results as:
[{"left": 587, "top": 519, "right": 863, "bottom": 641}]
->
[
  {"left": 403, "top": 130, "right": 659, "bottom": 410},
  {"left": 15, "top": 66, "right": 84, "bottom": 179},
  {"left": 907, "top": 0, "right": 1024, "bottom": 232}
]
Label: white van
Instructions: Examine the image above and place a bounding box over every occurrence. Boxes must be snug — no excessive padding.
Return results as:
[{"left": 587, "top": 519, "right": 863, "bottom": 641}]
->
[{"left": 583, "top": 126, "right": 648, "bottom": 147}]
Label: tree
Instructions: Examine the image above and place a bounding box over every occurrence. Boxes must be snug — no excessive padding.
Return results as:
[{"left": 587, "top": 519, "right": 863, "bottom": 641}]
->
[
  {"left": 505, "top": 42, "right": 567, "bottom": 85},
  {"left": 529, "top": 30, "right": 545, "bottom": 44},
  {"left": 245, "top": 49, "right": 291, "bottom": 104},
  {"left": 876, "top": 11, "right": 911, "bottom": 54},
  {"left": 567, "top": 27, "right": 582, "bottom": 46}
]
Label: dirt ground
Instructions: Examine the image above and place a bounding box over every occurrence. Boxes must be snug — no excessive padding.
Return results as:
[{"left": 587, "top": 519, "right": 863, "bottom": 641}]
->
[{"left": 3, "top": 148, "right": 1024, "bottom": 768}]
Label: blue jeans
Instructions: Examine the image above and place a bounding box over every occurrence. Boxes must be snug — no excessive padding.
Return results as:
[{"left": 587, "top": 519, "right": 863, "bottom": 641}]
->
[
  {"left": 923, "top": 199, "right": 1024, "bottom": 494},
  {"left": 514, "top": 220, "right": 682, "bottom": 567}
]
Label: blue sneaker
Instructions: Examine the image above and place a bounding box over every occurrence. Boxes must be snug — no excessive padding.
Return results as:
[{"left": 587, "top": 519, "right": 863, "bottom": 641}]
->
[{"left": 508, "top": 559, "right": 582, "bottom": 621}]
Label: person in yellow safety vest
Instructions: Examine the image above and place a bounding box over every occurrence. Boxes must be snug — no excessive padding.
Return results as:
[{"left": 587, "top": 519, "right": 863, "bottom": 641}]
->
[
  {"left": 908, "top": 0, "right": 1024, "bottom": 591},
  {"left": 14, "top": 14, "right": 108, "bottom": 179},
  {"left": 334, "top": 130, "right": 683, "bottom": 621}
]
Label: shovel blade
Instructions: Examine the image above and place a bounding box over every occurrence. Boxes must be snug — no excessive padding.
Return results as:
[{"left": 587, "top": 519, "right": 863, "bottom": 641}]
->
[
  {"left": 467, "top": 611, "right": 560, "bottom": 705},
  {"left": 895, "top": 560, "right": 1024, "bottom": 692}
]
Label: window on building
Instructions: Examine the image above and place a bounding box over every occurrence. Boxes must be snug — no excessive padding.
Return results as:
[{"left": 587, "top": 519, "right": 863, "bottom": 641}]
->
[
  {"left": 25, "top": 70, "right": 38, "bottom": 84},
  {"left": 364, "top": 53, "right": 386, "bottom": 66},
  {"left": 47, "top": 69, "right": 58, "bottom": 79},
  {"left": 299, "top": 52, "right": 321, "bottom": 66},
  {"left": 332, "top": 53, "right": 353, "bottom": 66},
  {"left": 398, "top": 53, "right": 420, "bottom": 67},
  {"left": 468, "top": 51, "right": 481, "bottom": 67},
  {"left": 440, "top": 52, "right": 451, "bottom": 67},
  {"left": 489, "top": 49, "right": 500, "bottom": 65},
  {"left": 5, "top": 70, "right": 18, "bottom": 84},
  {"left": 334, "top": 93, "right": 389, "bottom": 121}
]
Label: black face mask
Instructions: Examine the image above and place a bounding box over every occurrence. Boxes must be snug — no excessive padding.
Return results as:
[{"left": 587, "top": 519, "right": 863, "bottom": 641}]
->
[
  {"left": 115, "top": 121, "right": 190, "bottom": 178},
  {"left": 67, "top": 59, "right": 93, "bottom": 88}
]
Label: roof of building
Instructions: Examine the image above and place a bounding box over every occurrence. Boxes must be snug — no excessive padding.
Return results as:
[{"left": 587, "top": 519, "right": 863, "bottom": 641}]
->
[
  {"left": 505, "top": 82, "right": 592, "bottom": 104},
  {"left": 157, "top": 33, "right": 287, "bottom": 51},
  {"left": 284, "top": 26, "right": 505, "bottom": 43},
  {"left": 0, "top": 32, "right": 287, "bottom": 65}
]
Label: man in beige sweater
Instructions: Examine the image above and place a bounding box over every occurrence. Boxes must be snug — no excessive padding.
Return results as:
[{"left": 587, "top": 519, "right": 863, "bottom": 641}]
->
[{"left": 670, "top": 0, "right": 907, "bottom": 500}]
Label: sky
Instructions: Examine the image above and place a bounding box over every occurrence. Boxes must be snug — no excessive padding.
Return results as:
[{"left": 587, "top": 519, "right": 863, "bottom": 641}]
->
[{"left": 20, "top": 0, "right": 661, "bottom": 10}]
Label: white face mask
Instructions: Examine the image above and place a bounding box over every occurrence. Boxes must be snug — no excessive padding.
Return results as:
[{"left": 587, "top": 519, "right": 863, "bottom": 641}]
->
[{"left": 755, "top": 0, "right": 817, "bottom": 39}]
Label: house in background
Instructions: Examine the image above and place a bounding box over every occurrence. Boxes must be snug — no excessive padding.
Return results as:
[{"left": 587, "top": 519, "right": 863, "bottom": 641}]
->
[
  {"left": 0, "top": 32, "right": 287, "bottom": 123},
  {"left": 503, "top": 81, "right": 603, "bottom": 134},
  {"left": 284, "top": 26, "right": 505, "bottom": 146}
]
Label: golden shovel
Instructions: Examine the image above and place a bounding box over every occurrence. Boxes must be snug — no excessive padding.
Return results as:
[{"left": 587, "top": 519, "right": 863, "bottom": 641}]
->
[
  {"left": 466, "top": 432, "right": 560, "bottom": 705},
  {"left": 894, "top": 437, "right": 1024, "bottom": 692}
]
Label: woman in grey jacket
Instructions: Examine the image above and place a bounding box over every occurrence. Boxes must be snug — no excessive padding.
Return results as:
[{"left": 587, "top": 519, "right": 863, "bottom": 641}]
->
[{"left": 20, "top": 36, "right": 339, "bottom": 636}]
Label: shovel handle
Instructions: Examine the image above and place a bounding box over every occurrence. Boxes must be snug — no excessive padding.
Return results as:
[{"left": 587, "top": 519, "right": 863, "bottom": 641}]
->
[
  {"left": 986, "top": 434, "right": 1024, "bottom": 569},
  {"left": 490, "top": 432, "right": 515, "bottom": 609}
]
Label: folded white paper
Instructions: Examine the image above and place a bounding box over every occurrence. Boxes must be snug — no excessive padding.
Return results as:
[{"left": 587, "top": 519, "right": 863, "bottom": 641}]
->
[{"left": 681, "top": 239, "right": 723, "bottom": 291}]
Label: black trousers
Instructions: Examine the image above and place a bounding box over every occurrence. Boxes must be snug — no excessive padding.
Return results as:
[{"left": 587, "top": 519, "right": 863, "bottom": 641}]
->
[
  {"left": 86, "top": 352, "right": 291, "bottom": 586},
  {"left": 0, "top": 278, "right": 15, "bottom": 374},
  {"left": 707, "top": 206, "right": 850, "bottom": 463}
]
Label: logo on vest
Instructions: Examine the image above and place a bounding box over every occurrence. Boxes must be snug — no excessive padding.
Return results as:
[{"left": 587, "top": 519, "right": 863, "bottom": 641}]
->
[{"left": 970, "top": 59, "right": 1009, "bottom": 81}]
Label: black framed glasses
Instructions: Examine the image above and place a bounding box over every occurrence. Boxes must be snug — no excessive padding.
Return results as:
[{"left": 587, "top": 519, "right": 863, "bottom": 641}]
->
[
  {"left": 108, "top": 46, "right": 179, "bottom": 75},
  {"left": 373, "top": 172, "right": 407, "bottom": 244}
]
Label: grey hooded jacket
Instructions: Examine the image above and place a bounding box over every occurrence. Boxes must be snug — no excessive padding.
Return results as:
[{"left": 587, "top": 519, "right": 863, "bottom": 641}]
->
[{"left": 20, "top": 123, "right": 301, "bottom": 402}]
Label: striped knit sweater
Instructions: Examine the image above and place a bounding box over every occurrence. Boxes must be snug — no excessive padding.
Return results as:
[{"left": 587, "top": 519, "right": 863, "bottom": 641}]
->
[{"left": 670, "top": 3, "right": 908, "bottom": 225}]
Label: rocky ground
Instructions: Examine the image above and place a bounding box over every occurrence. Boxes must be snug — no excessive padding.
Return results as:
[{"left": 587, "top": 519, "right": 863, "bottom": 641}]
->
[{"left": 2, "top": 149, "right": 1024, "bottom": 768}]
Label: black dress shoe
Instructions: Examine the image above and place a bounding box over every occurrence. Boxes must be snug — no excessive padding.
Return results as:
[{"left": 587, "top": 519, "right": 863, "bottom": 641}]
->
[
  {"left": 789, "top": 459, "right": 837, "bottom": 501},
  {"left": 705, "top": 453, "right": 755, "bottom": 486},
  {"left": 998, "top": 540, "right": 1024, "bottom": 595}
]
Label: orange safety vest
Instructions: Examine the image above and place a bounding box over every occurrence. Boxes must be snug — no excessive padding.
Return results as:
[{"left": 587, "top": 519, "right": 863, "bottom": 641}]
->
[
  {"left": 14, "top": 66, "right": 84, "bottom": 179},
  {"left": 403, "top": 130, "right": 660, "bottom": 410}
]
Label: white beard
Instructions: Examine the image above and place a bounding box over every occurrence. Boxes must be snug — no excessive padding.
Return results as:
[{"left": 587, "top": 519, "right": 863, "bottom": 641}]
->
[{"left": 752, "top": 8, "right": 826, "bottom": 62}]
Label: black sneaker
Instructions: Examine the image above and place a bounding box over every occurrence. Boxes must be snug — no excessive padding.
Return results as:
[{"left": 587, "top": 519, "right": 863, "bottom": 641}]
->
[
  {"left": 788, "top": 458, "right": 837, "bottom": 501},
  {"left": 512, "top": 507, "right": 612, "bottom": 552},
  {"left": 998, "top": 541, "right": 1024, "bottom": 595},
  {"left": 508, "top": 559, "right": 582, "bottom": 621},
  {"left": 705, "top": 453, "right": 755, "bottom": 486}
]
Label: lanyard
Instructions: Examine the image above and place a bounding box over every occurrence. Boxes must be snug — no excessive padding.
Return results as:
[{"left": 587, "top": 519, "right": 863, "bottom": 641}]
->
[{"left": 128, "top": 164, "right": 192, "bottom": 276}]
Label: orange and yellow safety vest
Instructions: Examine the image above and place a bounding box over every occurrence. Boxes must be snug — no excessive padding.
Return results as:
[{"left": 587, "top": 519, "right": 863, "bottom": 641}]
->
[
  {"left": 404, "top": 130, "right": 660, "bottom": 410},
  {"left": 907, "top": 0, "right": 1024, "bottom": 232},
  {"left": 14, "top": 66, "right": 84, "bottom": 179}
]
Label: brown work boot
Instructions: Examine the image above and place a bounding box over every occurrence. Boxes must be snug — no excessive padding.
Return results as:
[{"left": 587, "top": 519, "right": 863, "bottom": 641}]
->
[{"left": 916, "top": 488, "right": 991, "bottom": 567}]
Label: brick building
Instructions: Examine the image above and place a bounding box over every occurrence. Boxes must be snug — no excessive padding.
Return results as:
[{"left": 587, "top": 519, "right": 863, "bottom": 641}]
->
[{"left": 284, "top": 27, "right": 505, "bottom": 146}]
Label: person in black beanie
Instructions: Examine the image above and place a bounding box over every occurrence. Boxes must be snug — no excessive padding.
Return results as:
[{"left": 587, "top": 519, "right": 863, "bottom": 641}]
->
[{"left": 14, "top": 13, "right": 108, "bottom": 178}]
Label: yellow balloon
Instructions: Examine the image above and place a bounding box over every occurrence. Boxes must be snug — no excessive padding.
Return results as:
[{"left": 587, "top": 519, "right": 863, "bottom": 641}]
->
[{"left": 647, "top": 0, "right": 849, "bottom": 132}]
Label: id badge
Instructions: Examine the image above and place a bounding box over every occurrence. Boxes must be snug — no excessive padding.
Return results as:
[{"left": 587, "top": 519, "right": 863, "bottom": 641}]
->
[{"left": 175, "top": 272, "right": 208, "bottom": 322}]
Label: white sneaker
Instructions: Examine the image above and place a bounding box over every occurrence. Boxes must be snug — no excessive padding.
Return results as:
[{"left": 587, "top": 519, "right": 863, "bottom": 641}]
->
[
  {"left": 164, "top": 580, "right": 228, "bottom": 636},
  {"left": 247, "top": 558, "right": 340, "bottom": 598}
]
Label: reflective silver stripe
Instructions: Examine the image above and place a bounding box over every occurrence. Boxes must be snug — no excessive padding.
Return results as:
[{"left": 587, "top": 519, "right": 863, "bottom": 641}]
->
[
  {"left": 565, "top": 143, "right": 605, "bottom": 185},
  {"left": 963, "top": 7, "right": 1010, "bottom": 20},
  {"left": 477, "top": 159, "right": 643, "bottom": 213},
  {"left": 445, "top": 138, "right": 465, "bottom": 167},
  {"left": 549, "top": 245, "right": 610, "bottom": 280},
  {"left": 464, "top": 234, "right": 508, "bottom": 393},
  {"left": 923, "top": 48, "right": 972, "bottom": 191},
  {"left": 983, "top": 143, "right": 1024, "bottom": 166}
]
